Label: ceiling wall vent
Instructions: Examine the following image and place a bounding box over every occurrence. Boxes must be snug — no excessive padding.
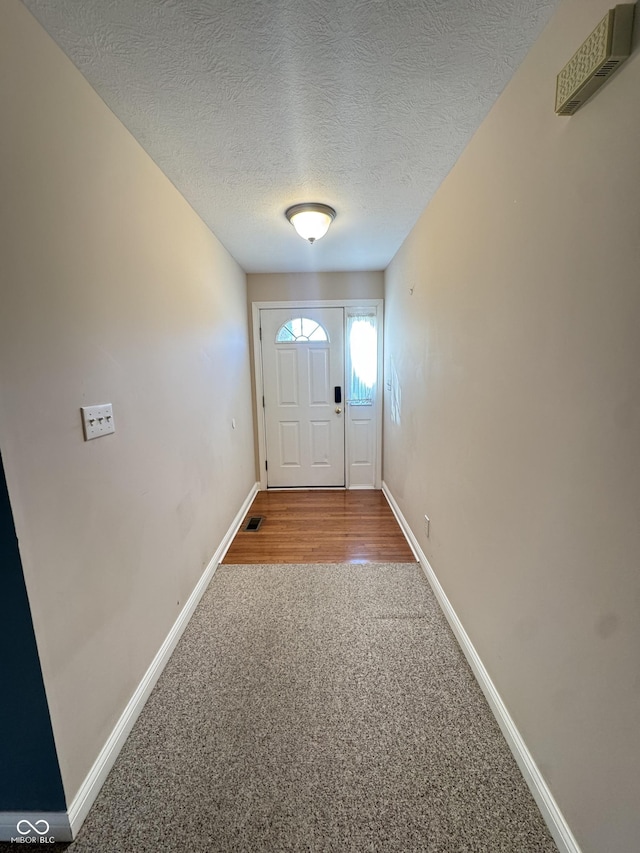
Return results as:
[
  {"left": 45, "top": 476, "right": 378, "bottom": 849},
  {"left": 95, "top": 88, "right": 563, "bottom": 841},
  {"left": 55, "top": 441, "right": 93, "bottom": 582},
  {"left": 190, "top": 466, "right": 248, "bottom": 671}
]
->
[{"left": 555, "top": 3, "right": 635, "bottom": 115}]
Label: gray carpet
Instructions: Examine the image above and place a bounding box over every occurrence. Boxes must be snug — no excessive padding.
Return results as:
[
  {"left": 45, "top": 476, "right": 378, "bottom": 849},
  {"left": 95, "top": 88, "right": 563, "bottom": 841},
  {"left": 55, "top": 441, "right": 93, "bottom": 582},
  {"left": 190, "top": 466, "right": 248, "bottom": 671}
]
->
[{"left": 10, "top": 563, "right": 559, "bottom": 852}]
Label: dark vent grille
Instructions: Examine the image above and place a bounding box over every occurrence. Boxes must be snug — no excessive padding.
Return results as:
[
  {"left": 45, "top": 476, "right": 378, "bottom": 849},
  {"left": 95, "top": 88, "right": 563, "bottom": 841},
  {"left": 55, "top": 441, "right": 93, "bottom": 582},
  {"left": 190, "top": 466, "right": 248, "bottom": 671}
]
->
[
  {"left": 594, "top": 60, "right": 620, "bottom": 77},
  {"left": 558, "top": 100, "right": 582, "bottom": 116},
  {"left": 243, "top": 516, "right": 264, "bottom": 532}
]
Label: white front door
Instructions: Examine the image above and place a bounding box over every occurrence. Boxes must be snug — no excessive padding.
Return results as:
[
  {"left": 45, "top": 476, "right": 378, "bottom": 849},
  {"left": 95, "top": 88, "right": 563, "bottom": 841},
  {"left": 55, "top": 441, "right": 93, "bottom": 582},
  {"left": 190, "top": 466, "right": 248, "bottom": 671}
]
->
[{"left": 260, "top": 307, "right": 345, "bottom": 488}]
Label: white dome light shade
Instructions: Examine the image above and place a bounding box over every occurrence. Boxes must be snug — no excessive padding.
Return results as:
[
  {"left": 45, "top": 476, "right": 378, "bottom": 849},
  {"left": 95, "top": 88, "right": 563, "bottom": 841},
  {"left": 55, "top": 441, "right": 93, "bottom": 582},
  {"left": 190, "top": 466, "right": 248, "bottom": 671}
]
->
[{"left": 285, "top": 203, "right": 336, "bottom": 244}]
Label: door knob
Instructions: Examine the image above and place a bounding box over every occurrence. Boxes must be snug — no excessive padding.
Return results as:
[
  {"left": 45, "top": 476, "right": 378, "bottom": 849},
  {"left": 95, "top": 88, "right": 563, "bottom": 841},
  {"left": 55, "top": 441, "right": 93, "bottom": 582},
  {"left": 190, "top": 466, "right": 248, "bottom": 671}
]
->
[{"left": 335, "top": 407, "right": 342, "bottom": 414}]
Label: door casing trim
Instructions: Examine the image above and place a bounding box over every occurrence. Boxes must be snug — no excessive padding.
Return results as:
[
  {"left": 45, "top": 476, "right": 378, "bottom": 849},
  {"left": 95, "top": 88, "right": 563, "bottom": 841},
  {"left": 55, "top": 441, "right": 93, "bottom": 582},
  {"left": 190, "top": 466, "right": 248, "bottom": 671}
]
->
[{"left": 251, "top": 299, "right": 384, "bottom": 490}]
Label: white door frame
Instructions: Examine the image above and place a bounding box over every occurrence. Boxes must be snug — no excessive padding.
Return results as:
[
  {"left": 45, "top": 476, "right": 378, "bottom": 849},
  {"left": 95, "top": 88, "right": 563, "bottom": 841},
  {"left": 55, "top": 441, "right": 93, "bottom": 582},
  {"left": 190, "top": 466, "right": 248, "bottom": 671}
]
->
[{"left": 252, "top": 299, "right": 384, "bottom": 490}]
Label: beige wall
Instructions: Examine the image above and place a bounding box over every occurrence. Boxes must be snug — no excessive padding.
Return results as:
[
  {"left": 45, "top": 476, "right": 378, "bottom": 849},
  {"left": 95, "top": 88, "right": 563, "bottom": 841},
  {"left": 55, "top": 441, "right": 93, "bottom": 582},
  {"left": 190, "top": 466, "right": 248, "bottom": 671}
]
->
[
  {"left": 0, "top": 0, "right": 256, "bottom": 803},
  {"left": 247, "top": 271, "right": 384, "bottom": 304},
  {"left": 383, "top": 2, "right": 640, "bottom": 852}
]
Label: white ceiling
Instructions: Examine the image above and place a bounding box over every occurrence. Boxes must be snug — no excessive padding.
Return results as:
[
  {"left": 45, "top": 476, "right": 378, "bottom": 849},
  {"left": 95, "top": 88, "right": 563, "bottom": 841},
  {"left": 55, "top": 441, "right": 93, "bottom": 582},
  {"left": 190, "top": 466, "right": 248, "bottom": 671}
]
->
[{"left": 21, "top": 0, "right": 560, "bottom": 273}]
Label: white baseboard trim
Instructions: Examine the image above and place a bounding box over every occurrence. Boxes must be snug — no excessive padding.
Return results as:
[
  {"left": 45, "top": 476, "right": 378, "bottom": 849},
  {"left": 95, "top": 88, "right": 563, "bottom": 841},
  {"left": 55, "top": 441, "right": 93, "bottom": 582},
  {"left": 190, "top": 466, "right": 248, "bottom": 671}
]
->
[
  {"left": 381, "top": 481, "right": 582, "bottom": 853},
  {"left": 66, "top": 482, "right": 259, "bottom": 838},
  {"left": 0, "top": 812, "right": 72, "bottom": 843}
]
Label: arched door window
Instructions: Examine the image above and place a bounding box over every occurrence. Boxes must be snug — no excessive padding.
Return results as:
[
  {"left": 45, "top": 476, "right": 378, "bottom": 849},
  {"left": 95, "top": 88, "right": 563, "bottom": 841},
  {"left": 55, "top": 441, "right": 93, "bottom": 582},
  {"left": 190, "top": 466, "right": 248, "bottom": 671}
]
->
[{"left": 275, "top": 317, "right": 329, "bottom": 343}]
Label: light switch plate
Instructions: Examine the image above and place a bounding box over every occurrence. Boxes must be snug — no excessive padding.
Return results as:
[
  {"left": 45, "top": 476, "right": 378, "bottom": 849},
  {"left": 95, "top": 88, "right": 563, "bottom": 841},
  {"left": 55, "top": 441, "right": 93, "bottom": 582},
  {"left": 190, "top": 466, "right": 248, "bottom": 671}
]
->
[{"left": 81, "top": 404, "right": 115, "bottom": 441}]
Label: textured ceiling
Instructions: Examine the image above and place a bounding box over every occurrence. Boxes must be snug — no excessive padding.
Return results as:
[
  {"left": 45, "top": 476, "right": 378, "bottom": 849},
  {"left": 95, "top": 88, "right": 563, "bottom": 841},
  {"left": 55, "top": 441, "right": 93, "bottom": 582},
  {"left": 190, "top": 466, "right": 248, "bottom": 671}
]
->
[{"left": 21, "top": 0, "right": 560, "bottom": 273}]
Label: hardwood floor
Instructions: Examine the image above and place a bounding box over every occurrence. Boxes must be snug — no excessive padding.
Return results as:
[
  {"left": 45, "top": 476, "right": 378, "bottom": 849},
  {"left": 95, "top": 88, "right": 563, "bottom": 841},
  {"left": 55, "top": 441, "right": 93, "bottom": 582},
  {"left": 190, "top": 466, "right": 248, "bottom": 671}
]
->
[{"left": 222, "top": 489, "right": 416, "bottom": 564}]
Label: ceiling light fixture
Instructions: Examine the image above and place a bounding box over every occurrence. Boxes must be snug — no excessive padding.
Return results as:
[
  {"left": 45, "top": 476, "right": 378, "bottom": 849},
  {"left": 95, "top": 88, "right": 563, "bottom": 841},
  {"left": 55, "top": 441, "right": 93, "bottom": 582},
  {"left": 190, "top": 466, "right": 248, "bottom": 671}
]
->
[{"left": 285, "top": 203, "right": 336, "bottom": 244}]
